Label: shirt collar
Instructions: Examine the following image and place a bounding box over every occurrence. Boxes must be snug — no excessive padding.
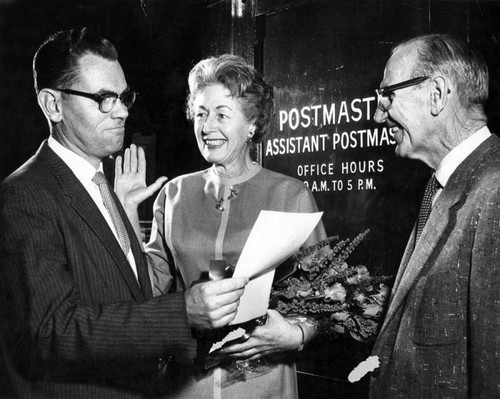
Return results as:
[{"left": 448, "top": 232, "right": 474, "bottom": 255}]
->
[
  {"left": 435, "top": 126, "right": 491, "bottom": 188},
  {"left": 48, "top": 135, "right": 103, "bottom": 184}
]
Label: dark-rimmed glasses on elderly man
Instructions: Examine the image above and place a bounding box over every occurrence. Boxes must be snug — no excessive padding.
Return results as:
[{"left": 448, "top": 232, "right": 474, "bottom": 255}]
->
[
  {"left": 56, "top": 88, "right": 137, "bottom": 113},
  {"left": 375, "top": 76, "right": 430, "bottom": 111}
]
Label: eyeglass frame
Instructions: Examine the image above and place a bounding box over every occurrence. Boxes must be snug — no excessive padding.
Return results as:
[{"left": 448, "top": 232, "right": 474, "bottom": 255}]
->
[
  {"left": 375, "top": 76, "right": 430, "bottom": 109},
  {"left": 56, "top": 88, "right": 138, "bottom": 113}
]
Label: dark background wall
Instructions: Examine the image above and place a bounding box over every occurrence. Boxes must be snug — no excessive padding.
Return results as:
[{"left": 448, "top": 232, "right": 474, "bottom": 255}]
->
[
  {"left": 2, "top": 1, "right": 500, "bottom": 398},
  {"left": 199, "top": 3, "right": 500, "bottom": 396},
  {"left": 0, "top": 0, "right": 206, "bottom": 219}
]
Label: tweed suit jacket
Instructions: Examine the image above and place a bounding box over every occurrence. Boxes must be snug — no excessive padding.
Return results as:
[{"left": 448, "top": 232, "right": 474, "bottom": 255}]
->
[
  {"left": 0, "top": 141, "right": 195, "bottom": 398},
  {"left": 370, "top": 134, "right": 500, "bottom": 398}
]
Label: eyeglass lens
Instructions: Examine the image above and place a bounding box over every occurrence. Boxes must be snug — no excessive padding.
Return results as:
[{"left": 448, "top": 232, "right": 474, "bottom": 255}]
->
[
  {"left": 100, "top": 91, "right": 136, "bottom": 113},
  {"left": 376, "top": 76, "right": 429, "bottom": 111}
]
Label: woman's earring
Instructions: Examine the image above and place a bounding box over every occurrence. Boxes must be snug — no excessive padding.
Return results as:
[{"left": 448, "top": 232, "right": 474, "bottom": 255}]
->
[{"left": 246, "top": 134, "right": 253, "bottom": 144}]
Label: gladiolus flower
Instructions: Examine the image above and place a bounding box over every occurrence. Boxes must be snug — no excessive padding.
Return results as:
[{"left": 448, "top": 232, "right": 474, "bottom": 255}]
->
[
  {"left": 333, "top": 324, "right": 345, "bottom": 334},
  {"left": 372, "top": 284, "right": 390, "bottom": 305},
  {"left": 325, "top": 283, "right": 347, "bottom": 302},
  {"left": 361, "top": 303, "right": 383, "bottom": 318},
  {"left": 356, "top": 266, "right": 371, "bottom": 282},
  {"left": 353, "top": 289, "right": 367, "bottom": 305},
  {"left": 297, "top": 288, "right": 312, "bottom": 298},
  {"left": 331, "top": 311, "right": 349, "bottom": 321}
]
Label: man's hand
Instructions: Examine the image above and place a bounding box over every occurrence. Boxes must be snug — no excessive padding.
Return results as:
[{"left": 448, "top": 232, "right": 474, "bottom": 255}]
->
[
  {"left": 114, "top": 144, "right": 167, "bottom": 210},
  {"left": 185, "top": 277, "right": 249, "bottom": 330}
]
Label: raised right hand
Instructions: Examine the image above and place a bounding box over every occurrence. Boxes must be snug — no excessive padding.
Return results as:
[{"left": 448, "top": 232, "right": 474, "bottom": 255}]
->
[
  {"left": 114, "top": 144, "right": 167, "bottom": 210},
  {"left": 185, "top": 277, "right": 248, "bottom": 330}
]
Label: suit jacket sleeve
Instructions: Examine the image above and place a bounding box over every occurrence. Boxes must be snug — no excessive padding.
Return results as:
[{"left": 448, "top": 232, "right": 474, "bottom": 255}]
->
[
  {"left": 0, "top": 179, "right": 194, "bottom": 382},
  {"left": 469, "top": 184, "right": 500, "bottom": 397}
]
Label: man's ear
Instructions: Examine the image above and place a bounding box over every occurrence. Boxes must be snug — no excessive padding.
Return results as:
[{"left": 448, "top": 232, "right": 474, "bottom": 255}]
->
[
  {"left": 430, "top": 76, "right": 449, "bottom": 116},
  {"left": 37, "top": 89, "right": 63, "bottom": 123}
]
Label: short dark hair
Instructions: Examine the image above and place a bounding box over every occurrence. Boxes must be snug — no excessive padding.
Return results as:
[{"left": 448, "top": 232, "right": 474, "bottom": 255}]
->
[
  {"left": 395, "top": 33, "right": 489, "bottom": 112},
  {"left": 33, "top": 27, "right": 118, "bottom": 94},
  {"left": 186, "top": 54, "right": 274, "bottom": 144}
]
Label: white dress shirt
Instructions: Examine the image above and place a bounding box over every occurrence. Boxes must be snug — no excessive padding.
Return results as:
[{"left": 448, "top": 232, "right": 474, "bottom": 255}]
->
[
  {"left": 433, "top": 126, "right": 491, "bottom": 205},
  {"left": 48, "top": 136, "right": 138, "bottom": 279}
]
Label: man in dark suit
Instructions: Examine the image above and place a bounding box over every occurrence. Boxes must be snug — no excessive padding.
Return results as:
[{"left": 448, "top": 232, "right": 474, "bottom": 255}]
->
[
  {"left": 0, "top": 27, "right": 248, "bottom": 398},
  {"left": 370, "top": 33, "right": 500, "bottom": 398}
]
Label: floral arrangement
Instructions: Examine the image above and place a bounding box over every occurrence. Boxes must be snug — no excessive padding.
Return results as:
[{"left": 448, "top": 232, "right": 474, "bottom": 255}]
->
[{"left": 270, "top": 229, "right": 392, "bottom": 342}]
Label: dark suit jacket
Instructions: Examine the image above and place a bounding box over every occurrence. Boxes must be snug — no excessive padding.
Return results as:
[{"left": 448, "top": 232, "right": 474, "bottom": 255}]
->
[
  {"left": 370, "top": 134, "right": 500, "bottom": 398},
  {"left": 0, "top": 141, "right": 195, "bottom": 398}
]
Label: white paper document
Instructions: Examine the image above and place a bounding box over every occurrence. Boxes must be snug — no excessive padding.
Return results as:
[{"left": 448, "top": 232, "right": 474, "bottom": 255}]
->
[{"left": 230, "top": 210, "right": 323, "bottom": 325}]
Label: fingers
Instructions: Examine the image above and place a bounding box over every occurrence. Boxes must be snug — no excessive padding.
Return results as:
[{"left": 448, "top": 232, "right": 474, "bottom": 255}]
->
[
  {"left": 265, "top": 309, "right": 285, "bottom": 322},
  {"left": 185, "top": 277, "right": 249, "bottom": 330},
  {"left": 194, "top": 279, "right": 247, "bottom": 311},
  {"left": 129, "top": 144, "right": 137, "bottom": 173},
  {"left": 205, "top": 277, "right": 249, "bottom": 295},
  {"left": 209, "top": 301, "right": 241, "bottom": 328},
  {"left": 213, "top": 287, "right": 246, "bottom": 308},
  {"left": 121, "top": 144, "right": 141, "bottom": 174},
  {"left": 221, "top": 338, "right": 255, "bottom": 354},
  {"left": 115, "top": 155, "right": 123, "bottom": 176},
  {"left": 123, "top": 146, "right": 131, "bottom": 173},
  {"left": 244, "top": 353, "right": 264, "bottom": 361},
  {"left": 230, "top": 349, "right": 265, "bottom": 361},
  {"left": 138, "top": 146, "right": 146, "bottom": 175},
  {"left": 222, "top": 310, "right": 302, "bottom": 356},
  {"left": 148, "top": 176, "right": 169, "bottom": 194},
  {"left": 222, "top": 337, "right": 269, "bottom": 360}
]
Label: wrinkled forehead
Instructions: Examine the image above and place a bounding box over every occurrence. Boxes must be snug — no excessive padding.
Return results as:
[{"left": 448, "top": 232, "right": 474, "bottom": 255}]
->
[
  {"left": 381, "top": 44, "right": 418, "bottom": 87},
  {"left": 76, "top": 54, "right": 127, "bottom": 91}
]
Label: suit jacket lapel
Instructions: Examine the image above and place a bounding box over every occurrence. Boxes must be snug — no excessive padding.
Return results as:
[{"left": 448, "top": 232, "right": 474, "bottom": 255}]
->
[
  {"left": 390, "top": 224, "right": 416, "bottom": 294},
  {"left": 378, "top": 135, "right": 500, "bottom": 336},
  {"left": 379, "top": 189, "right": 463, "bottom": 335},
  {"left": 37, "top": 141, "right": 146, "bottom": 301}
]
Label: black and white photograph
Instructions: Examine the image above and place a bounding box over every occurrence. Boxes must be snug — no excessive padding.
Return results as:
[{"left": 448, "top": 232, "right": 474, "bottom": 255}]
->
[{"left": 1, "top": 1, "right": 499, "bottom": 398}]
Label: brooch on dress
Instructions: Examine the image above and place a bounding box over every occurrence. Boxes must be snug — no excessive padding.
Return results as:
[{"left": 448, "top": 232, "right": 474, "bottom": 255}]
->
[{"left": 216, "top": 186, "right": 238, "bottom": 212}]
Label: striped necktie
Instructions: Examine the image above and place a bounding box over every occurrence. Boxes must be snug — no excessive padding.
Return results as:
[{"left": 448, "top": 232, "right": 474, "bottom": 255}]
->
[
  {"left": 92, "top": 171, "right": 131, "bottom": 255},
  {"left": 415, "top": 174, "right": 440, "bottom": 242}
]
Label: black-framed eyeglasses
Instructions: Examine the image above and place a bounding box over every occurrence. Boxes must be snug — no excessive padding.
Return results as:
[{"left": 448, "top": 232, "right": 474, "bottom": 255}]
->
[
  {"left": 375, "top": 76, "right": 430, "bottom": 110},
  {"left": 56, "top": 88, "right": 137, "bottom": 113}
]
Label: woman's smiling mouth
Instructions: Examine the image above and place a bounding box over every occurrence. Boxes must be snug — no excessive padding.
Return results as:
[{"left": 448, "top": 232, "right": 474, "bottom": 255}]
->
[{"left": 204, "top": 138, "right": 227, "bottom": 148}]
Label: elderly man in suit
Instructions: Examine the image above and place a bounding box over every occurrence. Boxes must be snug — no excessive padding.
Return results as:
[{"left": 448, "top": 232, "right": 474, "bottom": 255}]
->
[
  {"left": 371, "top": 33, "right": 500, "bottom": 398},
  {"left": 0, "top": 27, "right": 247, "bottom": 398}
]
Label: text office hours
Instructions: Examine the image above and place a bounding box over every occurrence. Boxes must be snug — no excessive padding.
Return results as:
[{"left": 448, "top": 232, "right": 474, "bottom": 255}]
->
[
  {"left": 198, "top": 0, "right": 500, "bottom": 396},
  {"left": 254, "top": 0, "right": 497, "bottom": 276}
]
